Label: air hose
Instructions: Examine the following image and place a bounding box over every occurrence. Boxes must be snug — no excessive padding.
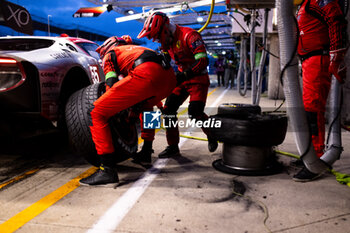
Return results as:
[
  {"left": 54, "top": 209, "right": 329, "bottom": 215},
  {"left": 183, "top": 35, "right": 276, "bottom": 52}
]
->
[
  {"left": 274, "top": 150, "right": 350, "bottom": 188},
  {"left": 197, "top": 0, "right": 215, "bottom": 33}
]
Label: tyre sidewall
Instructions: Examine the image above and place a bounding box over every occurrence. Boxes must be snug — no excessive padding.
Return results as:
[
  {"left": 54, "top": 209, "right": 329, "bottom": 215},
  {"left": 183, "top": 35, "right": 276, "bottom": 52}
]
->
[{"left": 209, "top": 114, "right": 288, "bottom": 146}]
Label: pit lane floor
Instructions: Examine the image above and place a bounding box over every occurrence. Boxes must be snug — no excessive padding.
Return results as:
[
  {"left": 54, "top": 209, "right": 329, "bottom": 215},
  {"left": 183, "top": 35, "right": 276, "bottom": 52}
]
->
[{"left": 1, "top": 78, "right": 350, "bottom": 233}]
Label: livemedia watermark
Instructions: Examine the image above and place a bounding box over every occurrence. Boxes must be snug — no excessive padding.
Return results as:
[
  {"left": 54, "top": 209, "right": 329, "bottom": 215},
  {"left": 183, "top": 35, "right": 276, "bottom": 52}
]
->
[{"left": 143, "top": 110, "right": 222, "bottom": 129}]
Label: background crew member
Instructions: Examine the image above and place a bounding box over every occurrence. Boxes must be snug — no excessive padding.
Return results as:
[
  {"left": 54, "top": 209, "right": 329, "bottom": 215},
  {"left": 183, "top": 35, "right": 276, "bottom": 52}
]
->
[
  {"left": 214, "top": 54, "right": 225, "bottom": 86},
  {"left": 293, "top": 0, "right": 347, "bottom": 182}
]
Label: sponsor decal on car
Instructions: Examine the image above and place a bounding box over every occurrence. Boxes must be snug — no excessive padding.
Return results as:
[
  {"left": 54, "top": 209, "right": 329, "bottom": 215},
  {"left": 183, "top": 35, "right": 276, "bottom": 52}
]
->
[
  {"left": 40, "top": 71, "right": 61, "bottom": 78},
  {"left": 50, "top": 51, "right": 73, "bottom": 59},
  {"left": 42, "top": 81, "right": 59, "bottom": 89}
]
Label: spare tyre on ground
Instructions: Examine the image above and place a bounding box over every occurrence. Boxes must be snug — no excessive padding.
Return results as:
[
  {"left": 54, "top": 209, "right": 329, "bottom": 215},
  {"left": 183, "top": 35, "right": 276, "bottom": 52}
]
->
[
  {"left": 209, "top": 113, "right": 288, "bottom": 147},
  {"left": 209, "top": 105, "right": 288, "bottom": 176},
  {"left": 65, "top": 83, "right": 138, "bottom": 167}
]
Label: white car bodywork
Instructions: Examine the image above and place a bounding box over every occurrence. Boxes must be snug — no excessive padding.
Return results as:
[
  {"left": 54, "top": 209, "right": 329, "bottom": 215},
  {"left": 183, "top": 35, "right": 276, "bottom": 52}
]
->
[{"left": 0, "top": 36, "right": 104, "bottom": 122}]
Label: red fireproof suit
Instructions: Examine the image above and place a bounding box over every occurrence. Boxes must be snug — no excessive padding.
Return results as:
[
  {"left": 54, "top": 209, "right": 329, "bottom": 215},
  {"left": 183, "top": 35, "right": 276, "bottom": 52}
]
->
[
  {"left": 297, "top": 0, "right": 346, "bottom": 157},
  {"left": 163, "top": 25, "right": 211, "bottom": 145},
  {"left": 90, "top": 45, "right": 176, "bottom": 155}
]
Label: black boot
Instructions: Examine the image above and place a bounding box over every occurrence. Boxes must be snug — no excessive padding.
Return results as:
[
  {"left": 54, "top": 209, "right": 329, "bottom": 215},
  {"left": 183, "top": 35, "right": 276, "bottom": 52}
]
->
[
  {"left": 79, "top": 166, "right": 119, "bottom": 186},
  {"left": 132, "top": 140, "right": 154, "bottom": 165},
  {"left": 158, "top": 144, "right": 180, "bottom": 158},
  {"left": 79, "top": 154, "right": 119, "bottom": 186},
  {"left": 208, "top": 137, "right": 218, "bottom": 152},
  {"left": 292, "top": 166, "right": 322, "bottom": 182}
]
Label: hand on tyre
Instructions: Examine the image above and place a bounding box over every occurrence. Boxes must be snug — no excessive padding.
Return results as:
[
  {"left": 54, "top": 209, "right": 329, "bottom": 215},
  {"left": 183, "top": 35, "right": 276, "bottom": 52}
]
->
[
  {"left": 329, "top": 48, "right": 347, "bottom": 84},
  {"left": 105, "top": 77, "right": 118, "bottom": 91}
]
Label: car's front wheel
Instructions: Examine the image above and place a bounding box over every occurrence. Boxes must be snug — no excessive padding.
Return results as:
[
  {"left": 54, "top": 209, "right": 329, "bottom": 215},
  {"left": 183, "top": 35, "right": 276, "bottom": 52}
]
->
[{"left": 65, "top": 83, "right": 138, "bottom": 166}]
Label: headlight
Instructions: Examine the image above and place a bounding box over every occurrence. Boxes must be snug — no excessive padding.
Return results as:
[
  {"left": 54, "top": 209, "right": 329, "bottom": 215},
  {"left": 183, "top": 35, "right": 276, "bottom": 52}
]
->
[{"left": 0, "top": 57, "right": 26, "bottom": 92}]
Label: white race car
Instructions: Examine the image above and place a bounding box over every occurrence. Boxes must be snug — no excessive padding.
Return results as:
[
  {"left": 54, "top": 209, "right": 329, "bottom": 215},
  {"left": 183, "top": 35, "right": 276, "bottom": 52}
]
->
[{"left": 0, "top": 35, "right": 105, "bottom": 140}]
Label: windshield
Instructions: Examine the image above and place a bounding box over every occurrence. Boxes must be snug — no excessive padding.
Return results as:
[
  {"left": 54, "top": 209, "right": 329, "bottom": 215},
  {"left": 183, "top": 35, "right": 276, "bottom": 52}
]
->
[
  {"left": 0, "top": 39, "right": 54, "bottom": 51},
  {"left": 75, "top": 42, "right": 100, "bottom": 60}
]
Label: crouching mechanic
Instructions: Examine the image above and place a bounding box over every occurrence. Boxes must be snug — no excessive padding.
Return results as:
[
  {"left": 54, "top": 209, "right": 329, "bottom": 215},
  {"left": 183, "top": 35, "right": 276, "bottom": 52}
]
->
[
  {"left": 293, "top": 0, "right": 347, "bottom": 182},
  {"left": 80, "top": 36, "right": 177, "bottom": 186},
  {"left": 138, "top": 12, "right": 218, "bottom": 158}
]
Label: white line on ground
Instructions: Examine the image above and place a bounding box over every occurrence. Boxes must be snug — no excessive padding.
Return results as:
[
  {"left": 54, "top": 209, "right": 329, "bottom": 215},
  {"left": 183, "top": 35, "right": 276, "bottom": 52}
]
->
[{"left": 87, "top": 88, "right": 229, "bottom": 233}]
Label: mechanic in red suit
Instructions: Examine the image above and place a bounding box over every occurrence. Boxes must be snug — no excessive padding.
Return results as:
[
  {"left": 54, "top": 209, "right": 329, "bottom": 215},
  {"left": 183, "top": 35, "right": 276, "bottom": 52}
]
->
[
  {"left": 80, "top": 36, "right": 176, "bottom": 186},
  {"left": 138, "top": 12, "right": 218, "bottom": 158},
  {"left": 293, "top": 0, "right": 347, "bottom": 182}
]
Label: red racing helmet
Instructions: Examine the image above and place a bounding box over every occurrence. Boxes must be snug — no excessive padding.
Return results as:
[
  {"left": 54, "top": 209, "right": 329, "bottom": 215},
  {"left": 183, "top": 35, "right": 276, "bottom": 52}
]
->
[
  {"left": 137, "top": 12, "right": 169, "bottom": 41},
  {"left": 96, "top": 36, "right": 127, "bottom": 58}
]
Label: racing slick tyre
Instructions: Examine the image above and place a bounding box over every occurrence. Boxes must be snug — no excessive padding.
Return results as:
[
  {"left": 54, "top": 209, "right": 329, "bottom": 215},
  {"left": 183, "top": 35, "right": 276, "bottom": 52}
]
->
[
  {"left": 209, "top": 113, "right": 288, "bottom": 147},
  {"left": 65, "top": 83, "right": 138, "bottom": 167},
  {"left": 217, "top": 103, "right": 261, "bottom": 117}
]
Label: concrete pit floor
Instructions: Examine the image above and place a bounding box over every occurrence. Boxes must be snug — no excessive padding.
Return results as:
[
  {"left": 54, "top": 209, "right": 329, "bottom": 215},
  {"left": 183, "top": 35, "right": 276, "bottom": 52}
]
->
[{"left": 1, "top": 78, "right": 350, "bottom": 233}]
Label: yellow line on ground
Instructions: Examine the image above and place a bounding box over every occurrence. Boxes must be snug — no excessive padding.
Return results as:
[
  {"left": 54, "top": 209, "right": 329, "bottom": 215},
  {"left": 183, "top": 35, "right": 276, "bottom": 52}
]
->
[
  {"left": 0, "top": 167, "right": 98, "bottom": 233},
  {"left": 208, "top": 87, "right": 218, "bottom": 97},
  {"left": 178, "top": 107, "right": 189, "bottom": 116},
  {"left": 0, "top": 87, "right": 220, "bottom": 232},
  {"left": 0, "top": 168, "right": 40, "bottom": 190}
]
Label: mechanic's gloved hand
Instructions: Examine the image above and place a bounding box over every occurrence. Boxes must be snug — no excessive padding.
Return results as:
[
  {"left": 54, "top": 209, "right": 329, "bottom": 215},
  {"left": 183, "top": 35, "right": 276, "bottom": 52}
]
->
[
  {"left": 159, "top": 51, "right": 171, "bottom": 69},
  {"left": 329, "top": 48, "right": 347, "bottom": 84},
  {"left": 105, "top": 77, "right": 118, "bottom": 91},
  {"left": 175, "top": 69, "right": 194, "bottom": 86},
  {"left": 175, "top": 71, "right": 187, "bottom": 86}
]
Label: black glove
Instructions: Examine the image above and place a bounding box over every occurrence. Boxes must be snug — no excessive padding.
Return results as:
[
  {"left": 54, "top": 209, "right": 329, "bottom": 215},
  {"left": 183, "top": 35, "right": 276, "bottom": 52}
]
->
[
  {"left": 105, "top": 77, "right": 118, "bottom": 90},
  {"left": 176, "top": 72, "right": 187, "bottom": 85},
  {"left": 159, "top": 52, "right": 171, "bottom": 69},
  {"left": 175, "top": 69, "right": 194, "bottom": 85}
]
